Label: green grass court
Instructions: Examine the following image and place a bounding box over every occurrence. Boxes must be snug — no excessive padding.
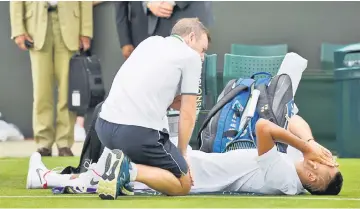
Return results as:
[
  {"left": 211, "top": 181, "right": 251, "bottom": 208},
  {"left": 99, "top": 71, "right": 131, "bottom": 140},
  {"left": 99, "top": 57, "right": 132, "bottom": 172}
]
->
[{"left": 0, "top": 157, "right": 359, "bottom": 208}]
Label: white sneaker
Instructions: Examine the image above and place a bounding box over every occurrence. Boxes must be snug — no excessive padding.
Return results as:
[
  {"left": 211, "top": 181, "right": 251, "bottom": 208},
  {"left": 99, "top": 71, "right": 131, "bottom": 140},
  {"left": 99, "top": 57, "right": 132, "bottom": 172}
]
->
[
  {"left": 26, "top": 152, "right": 49, "bottom": 189},
  {"left": 66, "top": 163, "right": 101, "bottom": 189}
]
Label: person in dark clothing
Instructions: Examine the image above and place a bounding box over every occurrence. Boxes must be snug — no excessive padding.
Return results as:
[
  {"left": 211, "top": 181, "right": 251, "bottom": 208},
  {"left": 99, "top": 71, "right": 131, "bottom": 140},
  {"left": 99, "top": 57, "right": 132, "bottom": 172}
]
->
[{"left": 114, "top": 1, "right": 214, "bottom": 60}]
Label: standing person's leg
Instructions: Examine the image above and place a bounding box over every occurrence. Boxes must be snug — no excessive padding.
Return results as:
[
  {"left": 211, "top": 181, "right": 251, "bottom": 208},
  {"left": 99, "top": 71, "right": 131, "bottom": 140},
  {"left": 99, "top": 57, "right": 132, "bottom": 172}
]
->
[
  {"left": 51, "top": 12, "right": 76, "bottom": 156},
  {"left": 29, "top": 13, "right": 55, "bottom": 157},
  {"left": 94, "top": 117, "right": 192, "bottom": 199}
]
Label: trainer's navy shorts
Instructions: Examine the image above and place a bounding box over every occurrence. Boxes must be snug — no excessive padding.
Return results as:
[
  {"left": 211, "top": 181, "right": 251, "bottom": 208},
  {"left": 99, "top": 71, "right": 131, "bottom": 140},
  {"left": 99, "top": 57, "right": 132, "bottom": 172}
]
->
[{"left": 95, "top": 117, "right": 188, "bottom": 178}]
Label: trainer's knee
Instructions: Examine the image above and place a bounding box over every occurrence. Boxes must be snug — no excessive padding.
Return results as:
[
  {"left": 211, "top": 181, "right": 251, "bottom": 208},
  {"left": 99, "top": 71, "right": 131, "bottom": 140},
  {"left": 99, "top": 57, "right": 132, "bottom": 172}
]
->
[{"left": 166, "top": 173, "right": 192, "bottom": 196}]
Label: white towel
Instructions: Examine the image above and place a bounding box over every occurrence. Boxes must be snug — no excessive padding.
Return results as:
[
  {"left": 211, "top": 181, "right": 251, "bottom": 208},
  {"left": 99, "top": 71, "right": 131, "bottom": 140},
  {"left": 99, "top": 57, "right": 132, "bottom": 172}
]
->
[{"left": 277, "top": 52, "right": 308, "bottom": 96}]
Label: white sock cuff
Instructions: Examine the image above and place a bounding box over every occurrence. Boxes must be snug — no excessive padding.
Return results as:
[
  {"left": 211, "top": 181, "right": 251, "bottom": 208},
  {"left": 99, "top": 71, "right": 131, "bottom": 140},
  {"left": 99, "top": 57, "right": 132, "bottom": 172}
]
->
[
  {"left": 94, "top": 147, "right": 112, "bottom": 176},
  {"left": 129, "top": 162, "right": 137, "bottom": 182}
]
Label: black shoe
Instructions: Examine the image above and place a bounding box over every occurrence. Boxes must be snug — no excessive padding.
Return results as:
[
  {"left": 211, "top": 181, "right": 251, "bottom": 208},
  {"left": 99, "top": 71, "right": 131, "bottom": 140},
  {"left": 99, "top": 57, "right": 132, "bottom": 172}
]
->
[
  {"left": 37, "top": 148, "right": 52, "bottom": 157},
  {"left": 58, "top": 147, "right": 74, "bottom": 156}
]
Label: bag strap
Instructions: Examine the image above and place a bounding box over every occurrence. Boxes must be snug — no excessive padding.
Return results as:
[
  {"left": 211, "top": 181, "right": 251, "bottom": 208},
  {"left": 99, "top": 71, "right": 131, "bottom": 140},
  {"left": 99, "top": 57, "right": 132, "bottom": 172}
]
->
[
  {"left": 256, "top": 84, "right": 278, "bottom": 124},
  {"left": 196, "top": 82, "right": 252, "bottom": 145},
  {"left": 76, "top": 102, "right": 103, "bottom": 168},
  {"left": 251, "top": 72, "right": 272, "bottom": 79}
]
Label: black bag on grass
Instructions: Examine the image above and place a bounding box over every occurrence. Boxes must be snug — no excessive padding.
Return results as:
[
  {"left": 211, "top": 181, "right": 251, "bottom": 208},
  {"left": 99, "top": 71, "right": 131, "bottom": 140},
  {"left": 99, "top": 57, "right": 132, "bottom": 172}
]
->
[{"left": 61, "top": 102, "right": 104, "bottom": 174}]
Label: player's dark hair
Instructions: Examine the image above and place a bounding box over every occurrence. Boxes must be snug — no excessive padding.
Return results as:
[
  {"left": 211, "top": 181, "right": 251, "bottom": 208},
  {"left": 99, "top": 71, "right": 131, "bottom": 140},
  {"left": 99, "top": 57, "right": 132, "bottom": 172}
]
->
[{"left": 304, "top": 172, "right": 343, "bottom": 195}]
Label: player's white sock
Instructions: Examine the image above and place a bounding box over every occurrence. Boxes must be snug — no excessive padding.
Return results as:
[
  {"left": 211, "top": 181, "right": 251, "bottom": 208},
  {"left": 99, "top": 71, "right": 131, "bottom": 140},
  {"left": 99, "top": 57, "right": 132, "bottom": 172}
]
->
[
  {"left": 44, "top": 172, "right": 73, "bottom": 187},
  {"left": 129, "top": 162, "right": 137, "bottom": 181},
  {"left": 93, "top": 147, "right": 112, "bottom": 176}
]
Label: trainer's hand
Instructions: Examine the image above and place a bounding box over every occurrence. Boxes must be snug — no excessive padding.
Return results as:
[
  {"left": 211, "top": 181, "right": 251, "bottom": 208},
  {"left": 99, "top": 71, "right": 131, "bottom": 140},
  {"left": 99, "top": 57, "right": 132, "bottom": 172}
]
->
[
  {"left": 147, "top": 1, "right": 173, "bottom": 18},
  {"left": 303, "top": 140, "right": 337, "bottom": 167},
  {"left": 14, "top": 34, "right": 33, "bottom": 51},
  {"left": 183, "top": 155, "right": 194, "bottom": 186},
  {"left": 122, "top": 44, "right": 135, "bottom": 60}
]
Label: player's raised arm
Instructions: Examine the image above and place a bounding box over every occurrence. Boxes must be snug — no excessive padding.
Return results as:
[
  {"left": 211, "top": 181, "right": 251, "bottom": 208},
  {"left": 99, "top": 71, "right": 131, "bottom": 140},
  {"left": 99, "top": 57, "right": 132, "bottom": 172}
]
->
[{"left": 255, "top": 119, "right": 335, "bottom": 167}]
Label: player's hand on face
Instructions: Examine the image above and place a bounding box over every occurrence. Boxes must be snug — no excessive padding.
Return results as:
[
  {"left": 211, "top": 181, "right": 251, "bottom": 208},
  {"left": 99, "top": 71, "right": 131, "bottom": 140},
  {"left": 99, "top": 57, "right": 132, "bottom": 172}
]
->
[
  {"left": 304, "top": 140, "right": 337, "bottom": 167},
  {"left": 147, "top": 1, "right": 173, "bottom": 18}
]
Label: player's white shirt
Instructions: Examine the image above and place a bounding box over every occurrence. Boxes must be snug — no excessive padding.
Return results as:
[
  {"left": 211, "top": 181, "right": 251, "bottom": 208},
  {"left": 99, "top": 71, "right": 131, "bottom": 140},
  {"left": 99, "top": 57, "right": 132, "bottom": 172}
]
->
[
  {"left": 134, "top": 140, "right": 305, "bottom": 195},
  {"left": 190, "top": 147, "right": 304, "bottom": 195}
]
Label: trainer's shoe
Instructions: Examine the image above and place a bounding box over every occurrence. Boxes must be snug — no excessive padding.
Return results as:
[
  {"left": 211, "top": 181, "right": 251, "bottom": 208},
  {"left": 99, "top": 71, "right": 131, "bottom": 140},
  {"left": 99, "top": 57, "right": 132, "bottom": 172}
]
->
[
  {"left": 97, "top": 149, "right": 131, "bottom": 200},
  {"left": 120, "top": 182, "right": 134, "bottom": 196},
  {"left": 26, "top": 152, "right": 49, "bottom": 189},
  {"left": 118, "top": 155, "right": 134, "bottom": 196}
]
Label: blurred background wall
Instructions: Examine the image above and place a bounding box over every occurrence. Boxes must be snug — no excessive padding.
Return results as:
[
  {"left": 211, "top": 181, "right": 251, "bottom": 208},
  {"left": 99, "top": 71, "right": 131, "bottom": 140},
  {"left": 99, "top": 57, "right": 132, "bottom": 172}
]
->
[{"left": 1, "top": 1, "right": 359, "bottom": 139}]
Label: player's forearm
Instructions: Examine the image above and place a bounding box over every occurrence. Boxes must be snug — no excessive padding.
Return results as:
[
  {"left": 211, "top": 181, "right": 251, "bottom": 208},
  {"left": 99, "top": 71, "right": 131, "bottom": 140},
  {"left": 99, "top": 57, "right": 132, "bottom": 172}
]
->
[
  {"left": 265, "top": 120, "right": 310, "bottom": 154},
  {"left": 178, "top": 109, "right": 196, "bottom": 155},
  {"left": 288, "top": 115, "right": 314, "bottom": 140}
]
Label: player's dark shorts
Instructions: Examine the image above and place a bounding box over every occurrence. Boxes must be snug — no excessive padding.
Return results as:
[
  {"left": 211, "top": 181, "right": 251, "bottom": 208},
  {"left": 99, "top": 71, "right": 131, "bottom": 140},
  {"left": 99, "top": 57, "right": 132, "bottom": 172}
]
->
[{"left": 95, "top": 117, "right": 188, "bottom": 178}]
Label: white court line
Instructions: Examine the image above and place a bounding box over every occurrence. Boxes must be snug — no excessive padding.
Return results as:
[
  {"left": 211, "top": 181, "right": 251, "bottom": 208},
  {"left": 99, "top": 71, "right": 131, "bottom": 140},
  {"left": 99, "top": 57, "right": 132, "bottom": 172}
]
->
[
  {"left": 2, "top": 207, "right": 359, "bottom": 209},
  {"left": 0, "top": 195, "right": 360, "bottom": 201}
]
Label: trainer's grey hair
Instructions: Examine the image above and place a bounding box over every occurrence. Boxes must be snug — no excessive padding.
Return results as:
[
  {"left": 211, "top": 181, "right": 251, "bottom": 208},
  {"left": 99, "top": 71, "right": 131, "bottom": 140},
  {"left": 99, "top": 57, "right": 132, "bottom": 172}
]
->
[{"left": 171, "top": 18, "right": 211, "bottom": 42}]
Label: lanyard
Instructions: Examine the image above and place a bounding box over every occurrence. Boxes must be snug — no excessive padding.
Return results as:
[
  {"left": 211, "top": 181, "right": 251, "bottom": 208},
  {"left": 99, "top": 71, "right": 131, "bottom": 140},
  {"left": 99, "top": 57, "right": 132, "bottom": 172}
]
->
[{"left": 171, "top": 34, "right": 183, "bottom": 42}]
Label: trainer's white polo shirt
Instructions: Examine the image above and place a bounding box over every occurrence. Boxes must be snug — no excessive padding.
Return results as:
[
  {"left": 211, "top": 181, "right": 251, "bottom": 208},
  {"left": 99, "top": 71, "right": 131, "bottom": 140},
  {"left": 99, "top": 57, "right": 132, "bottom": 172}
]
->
[{"left": 99, "top": 36, "right": 202, "bottom": 131}]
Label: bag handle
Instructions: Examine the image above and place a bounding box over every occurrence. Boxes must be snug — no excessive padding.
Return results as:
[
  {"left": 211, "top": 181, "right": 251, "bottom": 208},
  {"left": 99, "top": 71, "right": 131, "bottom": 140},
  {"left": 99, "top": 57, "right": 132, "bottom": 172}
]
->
[
  {"left": 250, "top": 72, "right": 272, "bottom": 79},
  {"left": 76, "top": 49, "right": 92, "bottom": 57}
]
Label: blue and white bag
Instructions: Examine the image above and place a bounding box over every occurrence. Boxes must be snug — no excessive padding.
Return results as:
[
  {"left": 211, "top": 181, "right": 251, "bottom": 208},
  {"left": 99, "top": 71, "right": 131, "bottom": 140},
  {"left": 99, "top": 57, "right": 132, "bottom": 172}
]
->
[{"left": 198, "top": 72, "right": 295, "bottom": 153}]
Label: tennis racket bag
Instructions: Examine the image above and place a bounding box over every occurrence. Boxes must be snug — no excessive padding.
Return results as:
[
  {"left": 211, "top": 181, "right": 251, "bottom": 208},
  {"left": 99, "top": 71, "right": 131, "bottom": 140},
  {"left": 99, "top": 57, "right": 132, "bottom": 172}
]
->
[{"left": 198, "top": 72, "right": 295, "bottom": 153}]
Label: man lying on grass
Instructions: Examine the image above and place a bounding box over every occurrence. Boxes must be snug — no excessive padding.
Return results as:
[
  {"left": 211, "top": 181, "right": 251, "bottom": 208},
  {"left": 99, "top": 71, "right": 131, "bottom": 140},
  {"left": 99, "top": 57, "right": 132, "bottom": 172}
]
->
[{"left": 26, "top": 115, "right": 343, "bottom": 196}]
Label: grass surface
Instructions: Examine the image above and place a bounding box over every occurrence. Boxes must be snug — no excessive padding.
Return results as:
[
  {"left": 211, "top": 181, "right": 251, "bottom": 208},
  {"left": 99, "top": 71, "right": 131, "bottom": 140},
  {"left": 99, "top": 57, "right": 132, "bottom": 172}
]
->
[{"left": 0, "top": 157, "right": 359, "bottom": 208}]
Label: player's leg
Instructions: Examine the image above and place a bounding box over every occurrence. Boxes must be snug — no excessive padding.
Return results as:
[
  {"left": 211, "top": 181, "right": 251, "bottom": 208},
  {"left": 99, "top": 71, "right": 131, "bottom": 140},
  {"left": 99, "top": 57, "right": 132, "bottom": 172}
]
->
[
  {"left": 26, "top": 147, "right": 112, "bottom": 190},
  {"left": 94, "top": 117, "right": 191, "bottom": 199},
  {"left": 26, "top": 152, "right": 76, "bottom": 189},
  {"left": 181, "top": 149, "right": 257, "bottom": 193}
]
